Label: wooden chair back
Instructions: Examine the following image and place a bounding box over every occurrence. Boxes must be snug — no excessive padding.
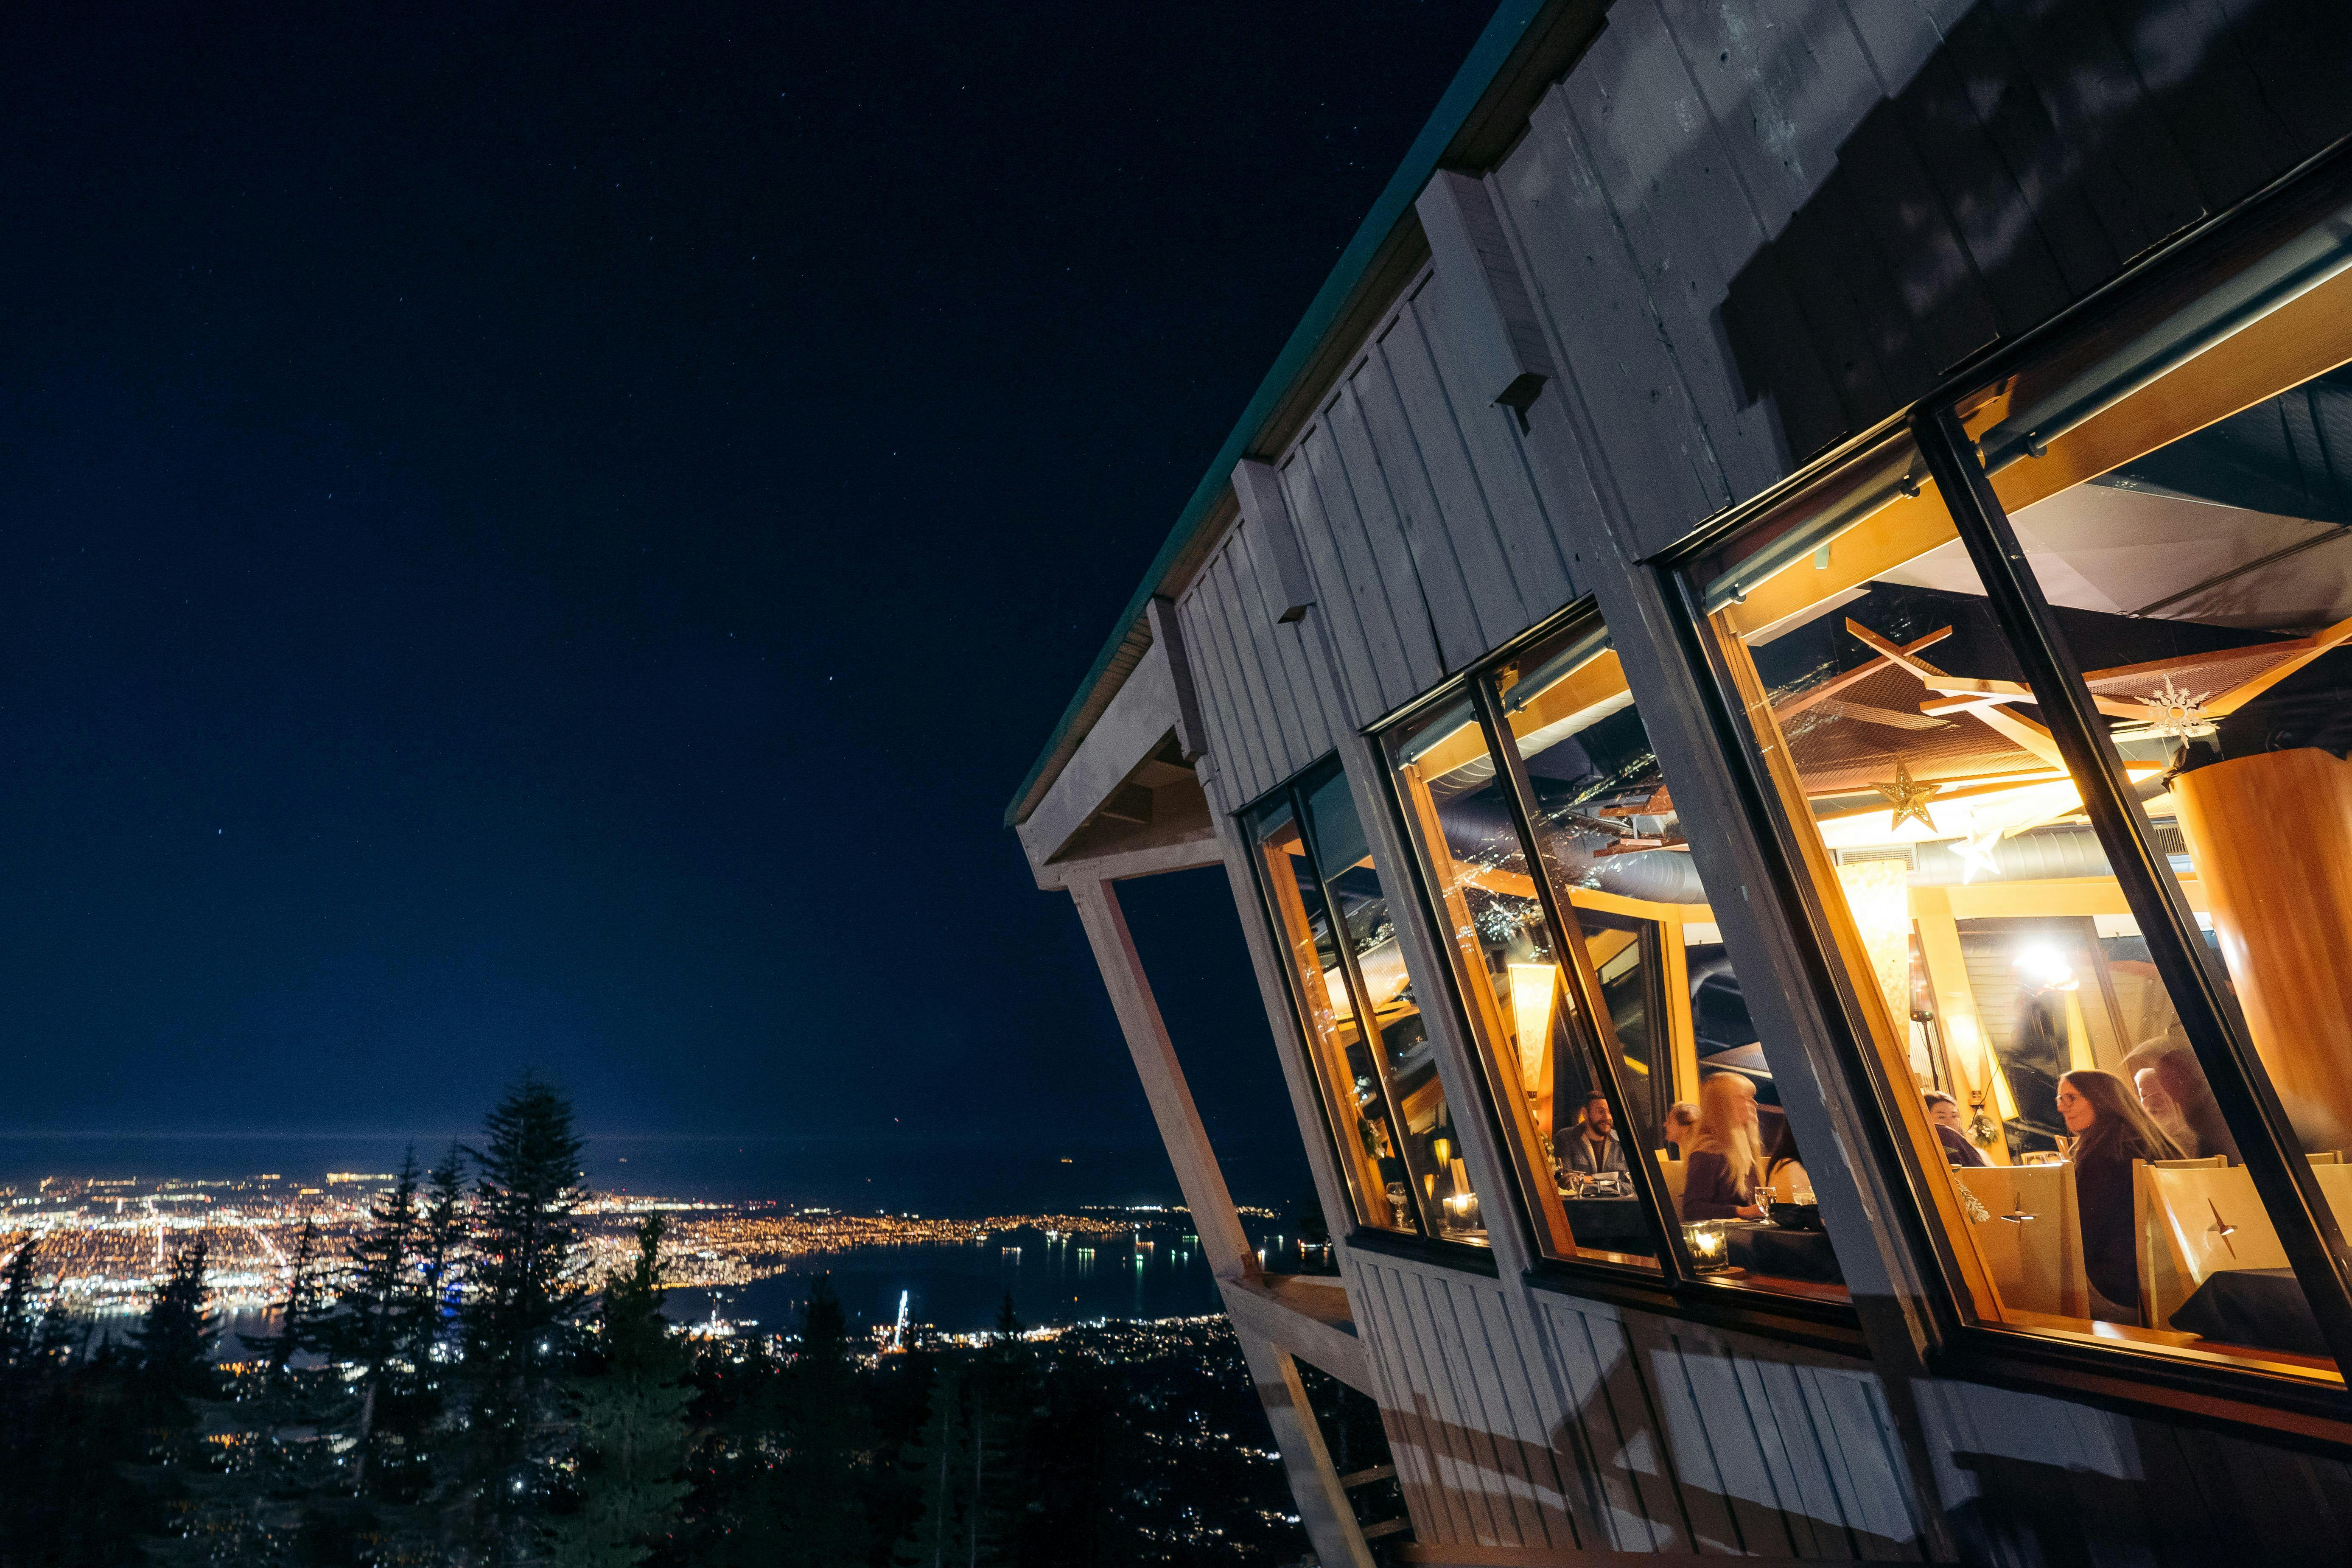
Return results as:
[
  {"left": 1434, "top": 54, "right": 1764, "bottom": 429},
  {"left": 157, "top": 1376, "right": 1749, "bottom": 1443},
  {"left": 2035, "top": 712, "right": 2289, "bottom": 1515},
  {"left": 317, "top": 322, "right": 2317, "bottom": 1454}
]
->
[
  {"left": 1653, "top": 1148, "right": 1688, "bottom": 1219},
  {"left": 2309, "top": 1151, "right": 2342, "bottom": 1165},
  {"left": 2143, "top": 1165, "right": 2290, "bottom": 1288},
  {"left": 2152, "top": 1156, "right": 2226, "bottom": 1168},
  {"left": 2316, "top": 1163, "right": 2352, "bottom": 1232},
  {"left": 1956, "top": 1164, "right": 2087, "bottom": 1318}
]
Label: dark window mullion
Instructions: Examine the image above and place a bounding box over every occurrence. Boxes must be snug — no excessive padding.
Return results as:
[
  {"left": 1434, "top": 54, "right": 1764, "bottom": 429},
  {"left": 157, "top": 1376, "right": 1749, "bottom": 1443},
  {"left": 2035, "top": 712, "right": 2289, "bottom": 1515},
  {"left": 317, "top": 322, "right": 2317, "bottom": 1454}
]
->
[
  {"left": 1469, "top": 673, "right": 1694, "bottom": 1285},
  {"left": 1243, "top": 800, "right": 1403, "bottom": 1239},
  {"left": 1295, "top": 771, "right": 1442, "bottom": 1239},
  {"left": 1915, "top": 400, "right": 2352, "bottom": 1365}
]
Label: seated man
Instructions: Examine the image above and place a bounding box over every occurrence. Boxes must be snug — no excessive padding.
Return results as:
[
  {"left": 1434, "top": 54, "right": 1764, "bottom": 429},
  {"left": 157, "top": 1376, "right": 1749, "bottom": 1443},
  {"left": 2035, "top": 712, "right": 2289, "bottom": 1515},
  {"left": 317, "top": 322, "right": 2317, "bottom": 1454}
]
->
[{"left": 1557, "top": 1091, "right": 1628, "bottom": 1178}]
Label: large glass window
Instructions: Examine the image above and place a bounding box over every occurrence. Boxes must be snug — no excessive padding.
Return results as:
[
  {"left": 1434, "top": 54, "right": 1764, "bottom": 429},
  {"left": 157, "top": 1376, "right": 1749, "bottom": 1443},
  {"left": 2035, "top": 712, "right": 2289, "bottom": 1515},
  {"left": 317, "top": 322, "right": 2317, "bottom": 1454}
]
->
[
  {"left": 1384, "top": 613, "right": 1849, "bottom": 1298},
  {"left": 1247, "top": 762, "right": 1483, "bottom": 1246},
  {"left": 1688, "top": 205, "right": 2352, "bottom": 1380}
]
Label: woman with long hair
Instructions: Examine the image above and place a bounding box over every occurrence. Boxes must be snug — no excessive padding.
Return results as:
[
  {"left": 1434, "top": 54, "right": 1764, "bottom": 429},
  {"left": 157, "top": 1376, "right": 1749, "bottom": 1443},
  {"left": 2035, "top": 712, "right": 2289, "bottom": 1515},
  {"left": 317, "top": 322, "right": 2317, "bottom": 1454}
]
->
[
  {"left": 1682, "top": 1073, "right": 1766, "bottom": 1220},
  {"left": 2058, "top": 1067, "right": 2183, "bottom": 1319}
]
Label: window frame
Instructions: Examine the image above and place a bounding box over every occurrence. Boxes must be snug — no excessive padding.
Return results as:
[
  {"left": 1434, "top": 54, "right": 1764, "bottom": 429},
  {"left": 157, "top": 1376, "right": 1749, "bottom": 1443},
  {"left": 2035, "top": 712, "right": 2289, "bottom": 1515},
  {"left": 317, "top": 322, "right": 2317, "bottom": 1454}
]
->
[
  {"left": 1653, "top": 141, "right": 2352, "bottom": 1430},
  {"left": 1371, "top": 599, "right": 1872, "bottom": 1319},
  {"left": 1240, "top": 753, "right": 1498, "bottom": 1266}
]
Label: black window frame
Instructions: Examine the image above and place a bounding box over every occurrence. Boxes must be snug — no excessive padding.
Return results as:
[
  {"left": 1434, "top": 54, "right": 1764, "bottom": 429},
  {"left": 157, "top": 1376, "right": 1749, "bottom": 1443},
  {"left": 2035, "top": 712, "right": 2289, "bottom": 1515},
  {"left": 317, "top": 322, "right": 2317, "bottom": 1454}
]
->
[
  {"left": 1655, "top": 140, "right": 2352, "bottom": 1432},
  {"left": 1240, "top": 754, "right": 1498, "bottom": 1268},
  {"left": 1370, "top": 599, "right": 1867, "bottom": 1326}
]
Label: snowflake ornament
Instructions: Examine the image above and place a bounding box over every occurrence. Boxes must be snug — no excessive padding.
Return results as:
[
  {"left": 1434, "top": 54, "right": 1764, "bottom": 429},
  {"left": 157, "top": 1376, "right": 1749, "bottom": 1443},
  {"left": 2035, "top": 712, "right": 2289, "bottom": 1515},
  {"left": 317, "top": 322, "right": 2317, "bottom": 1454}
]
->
[{"left": 2141, "top": 679, "right": 2217, "bottom": 743}]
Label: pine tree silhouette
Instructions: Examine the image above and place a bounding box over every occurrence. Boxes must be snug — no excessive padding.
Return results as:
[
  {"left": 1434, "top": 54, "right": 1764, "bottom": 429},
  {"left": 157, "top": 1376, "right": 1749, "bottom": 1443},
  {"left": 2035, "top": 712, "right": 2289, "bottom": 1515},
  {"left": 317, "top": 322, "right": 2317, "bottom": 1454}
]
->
[
  {"left": 0, "top": 1238, "right": 39, "bottom": 1369},
  {"left": 460, "top": 1074, "right": 589, "bottom": 1564},
  {"left": 132, "top": 1235, "right": 216, "bottom": 1403},
  {"left": 547, "top": 1215, "right": 693, "bottom": 1567}
]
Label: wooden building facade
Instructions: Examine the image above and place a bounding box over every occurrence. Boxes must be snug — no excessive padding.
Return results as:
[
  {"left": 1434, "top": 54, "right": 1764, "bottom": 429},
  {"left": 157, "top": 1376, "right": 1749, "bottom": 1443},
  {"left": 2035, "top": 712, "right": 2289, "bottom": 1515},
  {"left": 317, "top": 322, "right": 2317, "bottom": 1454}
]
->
[{"left": 1010, "top": 3, "right": 2352, "bottom": 1563}]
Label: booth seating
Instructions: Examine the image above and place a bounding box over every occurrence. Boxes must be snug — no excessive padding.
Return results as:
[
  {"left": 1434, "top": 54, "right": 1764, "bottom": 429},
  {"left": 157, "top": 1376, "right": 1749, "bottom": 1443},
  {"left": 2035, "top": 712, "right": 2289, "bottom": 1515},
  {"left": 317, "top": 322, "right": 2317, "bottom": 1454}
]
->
[
  {"left": 1957, "top": 1165, "right": 2087, "bottom": 1319},
  {"left": 2137, "top": 1165, "right": 2292, "bottom": 1332},
  {"left": 2310, "top": 1151, "right": 2343, "bottom": 1165},
  {"left": 1653, "top": 1148, "right": 1687, "bottom": 1220}
]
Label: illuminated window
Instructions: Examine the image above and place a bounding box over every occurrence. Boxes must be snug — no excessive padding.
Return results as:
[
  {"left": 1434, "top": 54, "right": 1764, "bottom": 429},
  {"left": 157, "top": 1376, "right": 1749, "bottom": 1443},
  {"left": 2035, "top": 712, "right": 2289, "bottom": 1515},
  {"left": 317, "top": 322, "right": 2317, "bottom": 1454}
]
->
[
  {"left": 1247, "top": 762, "right": 1482, "bottom": 1245},
  {"left": 1686, "top": 204, "right": 2352, "bottom": 1375},
  {"left": 1383, "top": 613, "right": 1847, "bottom": 1296}
]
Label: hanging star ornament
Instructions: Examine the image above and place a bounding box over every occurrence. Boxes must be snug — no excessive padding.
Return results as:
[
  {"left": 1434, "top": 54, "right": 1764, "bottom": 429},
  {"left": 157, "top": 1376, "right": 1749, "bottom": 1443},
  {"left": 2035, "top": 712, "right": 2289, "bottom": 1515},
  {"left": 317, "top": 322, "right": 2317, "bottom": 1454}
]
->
[
  {"left": 2142, "top": 679, "right": 2218, "bottom": 744},
  {"left": 1871, "top": 758, "right": 1941, "bottom": 833},
  {"left": 1955, "top": 824, "right": 2003, "bottom": 884}
]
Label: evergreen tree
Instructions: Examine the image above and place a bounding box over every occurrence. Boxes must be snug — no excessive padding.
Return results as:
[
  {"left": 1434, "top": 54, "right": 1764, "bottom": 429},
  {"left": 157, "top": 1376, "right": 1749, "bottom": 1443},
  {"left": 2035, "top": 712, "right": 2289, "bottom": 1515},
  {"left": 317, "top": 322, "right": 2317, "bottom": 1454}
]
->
[
  {"left": 408, "top": 1143, "right": 468, "bottom": 1373},
  {"left": 547, "top": 1215, "right": 692, "bottom": 1567},
  {"left": 133, "top": 1235, "right": 217, "bottom": 1403},
  {"left": 249, "top": 1212, "right": 329, "bottom": 1385},
  {"left": 0, "top": 1240, "right": 39, "bottom": 1369},
  {"left": 333, "top": 1151, "right": 420, "bottom": 1493},
  {"left": 723, "top": 1275, "right": 875, "bottom": 1568},
  {"left": 461, "top": 1075, "right": 590, "bottom": 1563}
]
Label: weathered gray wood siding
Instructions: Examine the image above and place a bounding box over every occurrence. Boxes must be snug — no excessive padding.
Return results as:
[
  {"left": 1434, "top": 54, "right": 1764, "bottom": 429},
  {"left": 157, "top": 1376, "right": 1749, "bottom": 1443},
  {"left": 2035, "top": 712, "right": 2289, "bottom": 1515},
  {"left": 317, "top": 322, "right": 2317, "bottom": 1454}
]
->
[
  {"left": 1175, "top": 524, "right": 1344, "bottom": 815},
  {"left": 1487, "top": 0, "right": 2352, "bottom": 559},
  {"left": 1346, "top": 1243, "right": 1929, "bottom": 1559},
  {"left": 1180, "top": 267, "right": 1589, "bottom": 812}
]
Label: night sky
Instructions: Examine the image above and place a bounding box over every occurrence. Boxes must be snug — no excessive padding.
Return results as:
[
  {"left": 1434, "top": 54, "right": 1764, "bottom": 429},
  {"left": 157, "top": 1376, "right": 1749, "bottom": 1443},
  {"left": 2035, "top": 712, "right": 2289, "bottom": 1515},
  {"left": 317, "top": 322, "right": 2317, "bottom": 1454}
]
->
[{"left": 0, "top": 4, "right": 1494, "bottom": 1187}]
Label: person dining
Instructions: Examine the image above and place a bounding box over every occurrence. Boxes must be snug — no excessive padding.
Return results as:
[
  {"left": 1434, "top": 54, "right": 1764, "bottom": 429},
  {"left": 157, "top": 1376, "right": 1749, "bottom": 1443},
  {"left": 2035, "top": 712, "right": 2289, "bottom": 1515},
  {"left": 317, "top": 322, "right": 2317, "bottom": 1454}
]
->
[
  {"left": 1557, "top": 1090, "right": 1628, "bottom": 1177},
  {"left": 1661, "top": 1101, "right": 1700, "bottom": 1160},
  {"left": 2057, "top": 1068, "right": 2183, "bottom": 1320},
  {"left": 1682, "top": 1074, "right": 1767, "bottom": 1221},
  {"left": 1924, "top": 1090, "right": 1989, "bottom": 1167},
  {"left": 2136, "top": 1049, "right": 2240, "bottom": 1165}
]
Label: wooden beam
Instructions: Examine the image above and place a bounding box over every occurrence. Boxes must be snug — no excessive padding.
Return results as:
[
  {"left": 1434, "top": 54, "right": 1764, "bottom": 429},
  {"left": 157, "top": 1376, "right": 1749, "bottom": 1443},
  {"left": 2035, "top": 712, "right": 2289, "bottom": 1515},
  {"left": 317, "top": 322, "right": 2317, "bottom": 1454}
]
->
[
  {"left": 1231, "top": 1330, "right": 1378, "bottom": 1568},
  {"left": 1030, "top": 833, "right": 1221, "bottom": 891},
  {"left": 1232, "top": 460, "right": 1318, "bottom": 625},
  {"left": 1145, "top": 595, "right": 1209, "bottom": 761},
  {"left": 1220, "top": 1273, "right": 1375, "bottom": 1396},
  {"left": 1066, "top": 877, "right": 1255, "bottom": 1281}
]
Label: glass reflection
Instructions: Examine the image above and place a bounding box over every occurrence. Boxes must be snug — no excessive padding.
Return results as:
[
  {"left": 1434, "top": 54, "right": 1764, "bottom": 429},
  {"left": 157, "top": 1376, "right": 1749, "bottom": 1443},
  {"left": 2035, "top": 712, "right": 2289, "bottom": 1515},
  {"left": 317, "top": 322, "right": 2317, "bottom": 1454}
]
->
[{"left": 1249, "top": 768, "right": 1481, "bottom": 1244}]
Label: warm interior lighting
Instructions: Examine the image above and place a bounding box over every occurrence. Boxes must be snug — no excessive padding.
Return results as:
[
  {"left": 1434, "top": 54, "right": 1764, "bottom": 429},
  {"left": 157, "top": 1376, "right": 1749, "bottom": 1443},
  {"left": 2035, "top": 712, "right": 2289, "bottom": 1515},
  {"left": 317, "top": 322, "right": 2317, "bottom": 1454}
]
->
[
  {"left": 2013, "top": 944, "right": 2075, "bottom": 988},
  {"left": 1835, "top": 858, "right": 1914, "bottom": 1037},
  {"left": 1685, "top": 1221, "right": 1730, "bottom": 1271},
  {"left": 1431, "top": 1137, "right": 1450, "bottom": 1168},
  {"left": 1506, "top": 964, "right": 1558, "bottom": 1090}
]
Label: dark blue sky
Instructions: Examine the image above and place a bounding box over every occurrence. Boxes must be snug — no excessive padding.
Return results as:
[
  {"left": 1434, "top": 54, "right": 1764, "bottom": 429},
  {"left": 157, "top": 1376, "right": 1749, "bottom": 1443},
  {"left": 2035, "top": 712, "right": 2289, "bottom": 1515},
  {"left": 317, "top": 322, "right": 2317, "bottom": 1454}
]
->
[{"left": 0, "top": 3, "right": 1492, "bottom": 1175}]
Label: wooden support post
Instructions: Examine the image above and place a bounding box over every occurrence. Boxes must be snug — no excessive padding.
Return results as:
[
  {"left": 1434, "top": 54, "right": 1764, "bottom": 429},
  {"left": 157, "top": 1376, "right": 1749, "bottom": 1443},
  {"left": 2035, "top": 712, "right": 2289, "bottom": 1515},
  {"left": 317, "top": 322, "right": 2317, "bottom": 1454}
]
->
[
  {"left": 1234, "top": 1328, "right": 1379, "bottom": 1568},
  {"left": 1066, "top": 875, "right": 1255, "bottom": 1280},
  {"left": 1067, "top": 872, "right": 1374, "bottom": 1567}
]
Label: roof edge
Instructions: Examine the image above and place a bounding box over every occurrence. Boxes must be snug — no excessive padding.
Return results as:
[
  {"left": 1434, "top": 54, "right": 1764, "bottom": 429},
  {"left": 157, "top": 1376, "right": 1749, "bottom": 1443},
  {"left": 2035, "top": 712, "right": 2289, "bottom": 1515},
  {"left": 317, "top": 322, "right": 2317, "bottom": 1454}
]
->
[{"left": 1005, "top": 0, "right": 1594, "bottom": 828}]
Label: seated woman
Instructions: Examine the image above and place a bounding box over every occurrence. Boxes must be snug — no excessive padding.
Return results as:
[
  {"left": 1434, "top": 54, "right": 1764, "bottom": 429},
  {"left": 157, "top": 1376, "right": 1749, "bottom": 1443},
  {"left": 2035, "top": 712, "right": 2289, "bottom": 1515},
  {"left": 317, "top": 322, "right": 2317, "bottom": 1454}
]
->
[
  {"left": 2057, "top": 1068, "right": 2183, "bottom": 1321},
  {"left": 1924, "top": 1091, "right": 1989, "bottom": 1167},
  {"left": 1660, "top": 1101, "right": 1700, "bottom": 1161},
  {"left": 1682, "top": 1074, "right": 1766, "bottom": 1221}
]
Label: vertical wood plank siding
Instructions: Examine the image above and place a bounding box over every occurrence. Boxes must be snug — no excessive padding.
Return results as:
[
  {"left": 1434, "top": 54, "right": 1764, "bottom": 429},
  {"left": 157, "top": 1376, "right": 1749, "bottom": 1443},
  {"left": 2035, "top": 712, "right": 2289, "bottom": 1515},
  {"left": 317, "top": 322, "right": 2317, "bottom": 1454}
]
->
[
  {"left": 1178, "top": 268, "right": 1584, "bottom": 796},
  {"left": 1344, "top": 1242, "right": 1931, "bottom": 1559},
  {"left": 1486, "top": 0, "right": 2352, "bottom": 554}
]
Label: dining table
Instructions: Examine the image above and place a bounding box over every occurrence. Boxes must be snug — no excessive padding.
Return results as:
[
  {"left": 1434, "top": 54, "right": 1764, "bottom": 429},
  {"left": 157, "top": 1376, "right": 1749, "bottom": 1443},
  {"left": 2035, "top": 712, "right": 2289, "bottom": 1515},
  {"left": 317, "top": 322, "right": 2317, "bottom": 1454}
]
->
[
  {"left": 1722, "top": 1219, "right": 1844, "bottom": 1284},
  {"left": 2170, "top": 1267, "right": 2328, "bottom": 1358},
  {"left": 1557, "top": 1194, "right": 1653, "bottom": 1252}
]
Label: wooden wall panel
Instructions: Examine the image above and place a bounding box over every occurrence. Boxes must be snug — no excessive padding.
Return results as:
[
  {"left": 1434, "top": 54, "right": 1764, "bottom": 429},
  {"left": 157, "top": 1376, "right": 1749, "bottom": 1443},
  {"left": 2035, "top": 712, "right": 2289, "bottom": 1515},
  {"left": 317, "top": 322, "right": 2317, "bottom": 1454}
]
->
[
  {"left": 1914, "top": 1374, "right": 2352, "bottom": 1564},
  {"left": 1171, "top": 523, "right": 1343, "bottom": 811},
  {"left": 1485, "top": 0, "right": 2352, "bottom": 556},
  {"left": 1347, "top": 1254, "right": 1588, "bottom": 1551},
  {"left": 1529, "top": 1291, "right": 1929, "bottom": 1561}
]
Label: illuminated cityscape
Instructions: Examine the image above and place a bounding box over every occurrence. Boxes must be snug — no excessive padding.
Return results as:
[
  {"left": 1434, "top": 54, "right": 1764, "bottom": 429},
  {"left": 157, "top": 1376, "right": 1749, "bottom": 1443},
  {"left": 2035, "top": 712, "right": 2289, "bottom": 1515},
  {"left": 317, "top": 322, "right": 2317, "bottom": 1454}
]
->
[{"left": 1, "top": 1170, "right": 1280, "bottom": 1322}]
